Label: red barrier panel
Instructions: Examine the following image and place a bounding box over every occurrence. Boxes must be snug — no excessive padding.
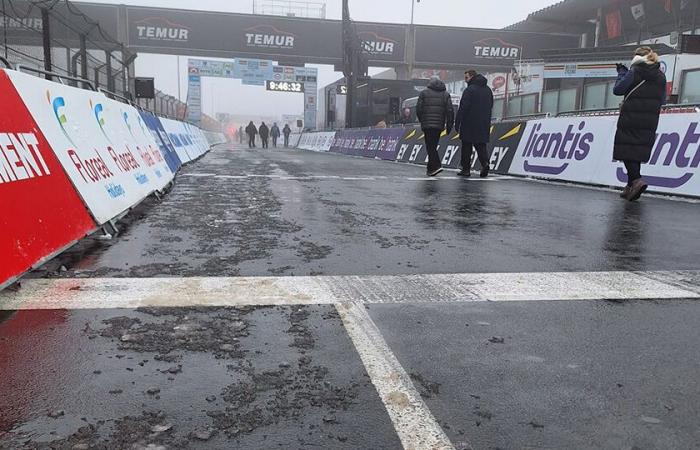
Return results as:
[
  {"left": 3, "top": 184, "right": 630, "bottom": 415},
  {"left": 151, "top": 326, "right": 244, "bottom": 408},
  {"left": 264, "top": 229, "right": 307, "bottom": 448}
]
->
[{"left": 0, "top": 70, "right": 96, "bottom": 289}]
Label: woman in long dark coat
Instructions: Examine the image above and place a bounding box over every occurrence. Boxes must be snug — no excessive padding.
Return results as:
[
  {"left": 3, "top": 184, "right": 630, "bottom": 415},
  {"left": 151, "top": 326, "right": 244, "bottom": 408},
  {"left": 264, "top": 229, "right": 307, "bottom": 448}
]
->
[{"left": 613, "top": 47, "right": 667, "bottom": 202}]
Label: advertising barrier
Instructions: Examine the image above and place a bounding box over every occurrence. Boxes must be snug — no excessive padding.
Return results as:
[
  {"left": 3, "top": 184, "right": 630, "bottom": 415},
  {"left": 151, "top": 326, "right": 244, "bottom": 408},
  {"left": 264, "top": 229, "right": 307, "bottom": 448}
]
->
[
  {"left": 161, "top": 118, "right": 194, "bottom": 163},
  {"left": 139, "top": 111, "right": 182, "bottom": 173},
  {"left": 6, "top": 69, "right": 167, "bottom": 225},
  {"left": 0, "top": 70, "right": 97, "bottom": 289},
  {"left": 297, "top": 131, "right": 336, "bottom": 152}
]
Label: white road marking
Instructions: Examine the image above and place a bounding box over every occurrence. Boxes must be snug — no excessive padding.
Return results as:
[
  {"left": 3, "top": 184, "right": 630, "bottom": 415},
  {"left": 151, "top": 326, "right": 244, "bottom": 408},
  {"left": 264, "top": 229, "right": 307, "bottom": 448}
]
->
[
  {"left": 182, "top": 173, "right": 506, "bottom": 183},
  {"left": 336, "top": 302, "right": 456, "bottom": 450},
  {"left": 1, "top": 271, "right": 698, "bottom": 311}
]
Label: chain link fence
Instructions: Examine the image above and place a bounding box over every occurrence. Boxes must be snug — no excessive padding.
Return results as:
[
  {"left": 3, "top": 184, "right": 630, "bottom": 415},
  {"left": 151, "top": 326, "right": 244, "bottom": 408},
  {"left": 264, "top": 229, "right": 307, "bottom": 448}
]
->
[{"left": 0, "top": 0, "right": 133, "bottom": 98}]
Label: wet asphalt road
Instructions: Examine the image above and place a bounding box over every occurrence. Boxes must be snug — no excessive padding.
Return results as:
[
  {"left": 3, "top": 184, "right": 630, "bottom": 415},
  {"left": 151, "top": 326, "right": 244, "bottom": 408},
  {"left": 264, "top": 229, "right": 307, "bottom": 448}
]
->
[{"left": 1, "top": 144, "right": 700, "bottom": 449}]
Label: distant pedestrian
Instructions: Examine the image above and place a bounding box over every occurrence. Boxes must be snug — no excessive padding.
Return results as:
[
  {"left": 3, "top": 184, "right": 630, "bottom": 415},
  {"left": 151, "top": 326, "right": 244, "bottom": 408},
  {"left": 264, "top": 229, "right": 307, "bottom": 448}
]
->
[
  {"left": 399, "top": 108, "right": 412, "bottom": 126},
  {"left": 283, "top": 124, "right": 292, "bottom": 148},
  {"left": 245, "top": 121, "right": 257, "bottom": 148},
  {"left": 416, "top": 77, "right": 453, "bottom": 177},
  {"left": 271, "top": 122, "right": 281, "bottom": 148},
  {"left": 259, "top": 122, "right": 270, "bottom": 149},
  {"left": 455, "top": 70, "right": 494, "bottom": 178},
  {"left": 238, "top": 126, "right": 244, "bottom": 144},
  {"left": 613, "top": 46, "right": 666, "bottom": 202}
]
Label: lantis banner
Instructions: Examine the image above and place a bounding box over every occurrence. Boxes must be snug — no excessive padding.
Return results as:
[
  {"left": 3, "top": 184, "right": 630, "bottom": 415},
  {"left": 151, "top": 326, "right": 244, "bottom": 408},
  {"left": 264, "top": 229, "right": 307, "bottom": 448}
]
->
[
  {"left": 0, "top": 70, "right": 96, "bottom": 288},
  {"left": 6, "top": 69, "right": 167, "bottom": 225},
  {"left": 139, "top": 111, "right": 182, "bottom": 173}
]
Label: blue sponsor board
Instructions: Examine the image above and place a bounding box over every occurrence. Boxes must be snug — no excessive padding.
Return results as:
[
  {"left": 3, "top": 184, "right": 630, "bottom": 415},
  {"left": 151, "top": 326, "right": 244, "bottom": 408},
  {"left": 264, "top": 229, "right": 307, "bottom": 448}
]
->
[{"left": 139, "top": 111, "right": 183, "bottom": 172}]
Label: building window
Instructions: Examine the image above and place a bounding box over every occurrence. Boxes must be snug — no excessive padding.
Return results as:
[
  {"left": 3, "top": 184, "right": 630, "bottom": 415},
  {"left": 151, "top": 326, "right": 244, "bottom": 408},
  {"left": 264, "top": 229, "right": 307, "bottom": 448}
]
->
[{"left": 680, "top": 69, "right": 700, "bottom": 104}]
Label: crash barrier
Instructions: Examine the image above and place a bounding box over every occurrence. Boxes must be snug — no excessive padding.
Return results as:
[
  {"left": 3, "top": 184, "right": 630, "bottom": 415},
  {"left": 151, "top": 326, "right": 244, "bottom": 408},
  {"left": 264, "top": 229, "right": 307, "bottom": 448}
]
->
[
  {"left": 297, "top": 131, "right": 336, "bottom": 152},
  {"left": 0, "top": 68, "right": 223, "bottom": 290},
  {"left": 297, "top": 112, "right": 700, "bottom": 197}
]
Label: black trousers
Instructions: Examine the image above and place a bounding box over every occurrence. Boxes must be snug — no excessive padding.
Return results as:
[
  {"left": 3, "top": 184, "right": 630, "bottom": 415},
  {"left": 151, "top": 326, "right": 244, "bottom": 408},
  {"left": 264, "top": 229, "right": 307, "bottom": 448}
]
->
[
  {"left": 624, "top": 160, "right": 641, "bottom": 185},
  {"left": 272, "top": 136, "right": 278, "bottom": 147},
  {"left": 248, "top": 136, "right": 256, "bottom": 148},
  {"left": 424, "top": 129, "right": 442, "bottom": 172},
  {"left": 461, "top": 141, "right": 489, "bottom": 172},
  {"left": 261, "top": 137, "right": 269, "bottom": 148}
]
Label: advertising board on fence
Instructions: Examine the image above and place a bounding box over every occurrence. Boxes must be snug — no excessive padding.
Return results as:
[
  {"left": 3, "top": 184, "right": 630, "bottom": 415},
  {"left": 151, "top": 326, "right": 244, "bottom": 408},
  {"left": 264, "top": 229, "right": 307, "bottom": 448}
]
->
[
  {"left": 0, "top": 70, "right": 96, "bottom": 288},
  {"left": 297, "top": 131, "right": 336, "bottom": 152},
  {"left": 5, "top": 69, "right": 167, "bottom": 224},
  {"left": 139, "top": 111, "right": 182, "bottom": 173}
]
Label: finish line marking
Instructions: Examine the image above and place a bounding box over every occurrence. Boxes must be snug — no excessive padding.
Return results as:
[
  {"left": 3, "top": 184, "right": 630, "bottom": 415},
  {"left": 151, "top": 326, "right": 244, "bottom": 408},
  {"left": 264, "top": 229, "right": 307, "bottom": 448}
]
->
[
  {"left": 1, "top": 271, "right": 698, "bottom": 311},
  {"left": 336, "top": 302, "right": 456, "bottom": 450},
  {"left": 182, "top": 173, "right": 505, "bottom": 183}
]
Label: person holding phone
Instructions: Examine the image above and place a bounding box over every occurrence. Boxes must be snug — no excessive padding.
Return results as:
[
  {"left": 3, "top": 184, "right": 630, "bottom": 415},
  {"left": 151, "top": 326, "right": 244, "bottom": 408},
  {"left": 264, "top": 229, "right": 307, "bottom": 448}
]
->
[{"left": 613, "top": 47, "right": 667, "bottom": 201}]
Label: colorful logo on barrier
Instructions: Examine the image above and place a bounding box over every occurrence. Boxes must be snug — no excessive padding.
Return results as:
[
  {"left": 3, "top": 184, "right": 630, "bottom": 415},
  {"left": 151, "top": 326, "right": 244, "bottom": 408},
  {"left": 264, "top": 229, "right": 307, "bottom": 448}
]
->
[
  {"left": 47, "top": 91, "right": 76, "bottom": 146},
  {"left": 520, "top": 121, "right": 593, "bottom": 175},
  {"left": 615, "top": 122, "right": 700, "bottom": 188},
  {"left": 90, "top": 100, "right": 112, "bottom": 144},
  {"left": 123, "top": 111, "right": 137, "bottom": 139}
]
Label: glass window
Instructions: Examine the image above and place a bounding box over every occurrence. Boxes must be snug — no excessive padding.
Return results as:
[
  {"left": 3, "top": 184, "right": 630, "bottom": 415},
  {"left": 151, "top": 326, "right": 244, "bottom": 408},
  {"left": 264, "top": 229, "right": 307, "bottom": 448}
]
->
[
  {"left": 559, "top": 88, "right": 578, "bottom": 113},
  {"left": 583, "top": 83, "right": 607, "bottom": 110},
  {"left": 681, "top": 70, "right": 700, "bottom": 104},
  {"left": 493, "top": 98, "right": 504, "bottom": 119},
  {"left": 507, "top": 96, "right": 522, "bottom": 118},
  {"left": 542, "top": 91, "right": 559, "bottom": 114},
  {"left": 605, "top": 81, "right": 620, "bottom": 109},
  {"left": 521, "top": 94, "right": 537, "bottom": 115}
]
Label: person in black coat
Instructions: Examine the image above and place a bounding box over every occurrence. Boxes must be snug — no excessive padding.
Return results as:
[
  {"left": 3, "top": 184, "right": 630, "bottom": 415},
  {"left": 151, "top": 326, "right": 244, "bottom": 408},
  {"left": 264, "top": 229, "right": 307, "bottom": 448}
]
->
[
  {"left": 283, "top": 124, "right": 292, "bottom": 147},
  {"left": 259, "top": 122, "right": 270, "bottom": 149},
  {"left": 613, "top": 47, "right": 666, "bottom": 202},
  {"left": 455, "top": 70, "right": 494, "bottom": 177},
  {"left": 416, "top": 77, "right": 454, "bottom": 176},
  {"left": 245, "top": 121, "right": 257, "bottom": 148}
]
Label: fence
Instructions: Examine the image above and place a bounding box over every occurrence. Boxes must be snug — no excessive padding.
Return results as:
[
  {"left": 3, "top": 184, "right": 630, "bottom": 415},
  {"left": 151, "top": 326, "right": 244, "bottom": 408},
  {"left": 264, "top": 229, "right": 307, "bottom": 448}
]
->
[{"left": 0, "top": 0, "right": 133, "bottom": 99}]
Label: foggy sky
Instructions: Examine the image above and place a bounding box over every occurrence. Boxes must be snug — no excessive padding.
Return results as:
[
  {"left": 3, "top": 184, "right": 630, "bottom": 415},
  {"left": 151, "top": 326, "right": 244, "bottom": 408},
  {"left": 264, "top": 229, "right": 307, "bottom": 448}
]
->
[{"left": 76, "top": 0, "right": 562, "bottom": 119}]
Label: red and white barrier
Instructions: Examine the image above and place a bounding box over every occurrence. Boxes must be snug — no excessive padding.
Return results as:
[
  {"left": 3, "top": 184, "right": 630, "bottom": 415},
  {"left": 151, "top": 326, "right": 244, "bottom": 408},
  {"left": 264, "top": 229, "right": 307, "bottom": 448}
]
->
[{"left": 0, "top": 70, "right": 96, "bottom": 289}]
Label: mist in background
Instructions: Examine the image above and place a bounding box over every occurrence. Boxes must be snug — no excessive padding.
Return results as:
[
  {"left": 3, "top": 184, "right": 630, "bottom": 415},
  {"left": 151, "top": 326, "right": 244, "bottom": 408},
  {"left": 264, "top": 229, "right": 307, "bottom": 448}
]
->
[{"left": 77, "top": 0, "right": 561, "bottom": 119}]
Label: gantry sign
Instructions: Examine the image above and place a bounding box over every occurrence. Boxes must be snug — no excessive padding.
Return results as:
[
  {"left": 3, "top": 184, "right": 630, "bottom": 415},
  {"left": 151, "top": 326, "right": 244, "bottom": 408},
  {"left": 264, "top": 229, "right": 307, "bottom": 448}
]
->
[{"left": 9, "top": 1, "right": 581, "bottom": 70}]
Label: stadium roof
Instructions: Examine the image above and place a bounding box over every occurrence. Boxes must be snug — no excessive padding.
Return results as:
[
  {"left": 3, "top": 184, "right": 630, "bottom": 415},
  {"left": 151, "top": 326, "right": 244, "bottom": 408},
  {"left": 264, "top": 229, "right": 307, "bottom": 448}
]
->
[{"left": 506, "top": 0, "right": 609, "bottom": 32}]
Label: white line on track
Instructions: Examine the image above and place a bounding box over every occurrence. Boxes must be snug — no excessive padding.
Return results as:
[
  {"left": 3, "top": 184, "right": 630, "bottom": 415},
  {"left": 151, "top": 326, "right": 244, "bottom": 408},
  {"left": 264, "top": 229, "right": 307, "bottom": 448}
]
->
[
  {"left": 336, "top": 302, "right": 457, "bottom": 450},
  {"left": 182, "top": 173, "right": 505, "bottom": 183},
  {"left": 2, "top": 271, "right": 698, "bottom": 311}
]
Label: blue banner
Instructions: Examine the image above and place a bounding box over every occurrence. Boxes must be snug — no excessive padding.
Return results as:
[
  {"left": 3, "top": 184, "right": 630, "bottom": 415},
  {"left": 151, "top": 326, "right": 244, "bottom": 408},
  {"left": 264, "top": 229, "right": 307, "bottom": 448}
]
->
[{"left": 139, "top": 111, "right": 183, "bottom": 173}]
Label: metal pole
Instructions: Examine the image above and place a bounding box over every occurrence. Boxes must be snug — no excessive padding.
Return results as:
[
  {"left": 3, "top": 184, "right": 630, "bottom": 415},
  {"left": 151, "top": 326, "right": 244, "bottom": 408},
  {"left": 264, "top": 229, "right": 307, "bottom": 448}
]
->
[
  {"left": 41, "top": 8, "right": 52, "bottom": 80},
  {"left": 79, "top": 34, "right": 88, "bottom": 88},
  {"left": 106, "top": 50, "right": 114, "bottom": 92},
  {"left": 177, "top": 55, "right": 182, "bottom": 103}
]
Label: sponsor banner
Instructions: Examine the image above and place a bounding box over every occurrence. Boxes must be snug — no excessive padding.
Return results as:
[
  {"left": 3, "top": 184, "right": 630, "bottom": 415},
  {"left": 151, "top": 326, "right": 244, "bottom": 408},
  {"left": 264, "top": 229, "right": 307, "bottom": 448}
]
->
[
  {"left": 330, "top": 129, "right": 370, "bottom": 156},
  {"left": 139, "top": 111, "right": 182, "bottom": 173},
  {"left": 414, "top": 27, "right": 580, "bottom": 67},
  {"left": 510, "top": 117, "right": 617, "bottom": 184},
  {"left": 297, "top": 131, "right": 336, "bottom": 152},
  {"left": 394, "top": 123, "right": 523, "bottom": 174},
  {"left": 5, "top": 69, "right": 166, "bottom": 225},
  {"left": 0, "top": 70, "right": 96, "bottom": 288},
  {"left": 598, "top": 114, "right": 700, "bottom": 196},
  {"left": 372, "top": 128, "right": 405, "bottom": 161},
  {"left": 161, "top": 118, "right": 195, "bottom": 163}
]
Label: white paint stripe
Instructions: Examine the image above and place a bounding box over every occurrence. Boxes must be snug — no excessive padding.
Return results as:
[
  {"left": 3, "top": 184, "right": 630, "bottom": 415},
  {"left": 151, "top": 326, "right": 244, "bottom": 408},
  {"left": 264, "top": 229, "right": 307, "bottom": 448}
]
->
[
  {"left": 1, "top": 271, "right": 698, "bottom": 311},
  {"left": 336, "top": 302, "right": 456, "bottom": 450},
  {"left": 183, "top": 173, "right": 506, "bottom": 183}
]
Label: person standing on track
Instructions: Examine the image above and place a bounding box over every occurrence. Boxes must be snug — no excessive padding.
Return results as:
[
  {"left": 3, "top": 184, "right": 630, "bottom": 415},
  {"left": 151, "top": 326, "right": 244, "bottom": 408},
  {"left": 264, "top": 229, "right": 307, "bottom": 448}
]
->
[
  {"left": 245, "top": 121, "right": 257, "bottom": 148},
  {"left": 271, "top": 123, "right": 281, "bottom": 148},
  {"left": 455, "top": 70, "right": 494, "bottom": 178},
  {"left": 259, "top": 122, "right": 270, "bottom": 149},
  {"left": 613, "top": 46, "right": 667, "bottom": 202},
  {"left": 416, "top": 77, "right": 453, "bottom": 177},
  {"left": 283, "top": 124, "right": 292, "bottom": 148}
]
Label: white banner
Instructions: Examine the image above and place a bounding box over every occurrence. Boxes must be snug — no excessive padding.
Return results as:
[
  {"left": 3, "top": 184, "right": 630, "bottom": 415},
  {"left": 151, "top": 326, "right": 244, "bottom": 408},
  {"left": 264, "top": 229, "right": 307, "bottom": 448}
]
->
[
  {"left": 161, "top": 118, "right": 195, "bottom": 163},
  {"left": 297, "top": 131, "right": 336, "bottom": 152},
  {"left": 510, "top": 114, "right": 700, "bottom": 197},
  {"left": 6, "top": 70, "right": 170, "bottom": 224}
]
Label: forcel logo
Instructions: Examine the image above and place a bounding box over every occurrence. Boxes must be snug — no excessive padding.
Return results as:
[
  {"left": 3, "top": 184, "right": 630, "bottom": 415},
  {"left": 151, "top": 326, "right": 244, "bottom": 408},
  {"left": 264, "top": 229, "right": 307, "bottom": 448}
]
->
[
  {"left": 520, "top": 121, "right": 593, "bottom": 175},
  {"left": 47, "top": 90, "right": 75, "bottom": 146},
  {"left": 90, "top": 100, "right": 112, "bottom": 144},
  {"left": 615, "top": 122, "right": 700, "bottom": 189}
]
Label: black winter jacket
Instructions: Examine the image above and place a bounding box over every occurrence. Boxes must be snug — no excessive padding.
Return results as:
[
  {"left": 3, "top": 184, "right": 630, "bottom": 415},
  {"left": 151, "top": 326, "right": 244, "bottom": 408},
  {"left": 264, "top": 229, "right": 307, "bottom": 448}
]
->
[
  {"left": 259, "top": 124, "right": 270, "bottom": 139},
  {"left": 613, "top": 62, "right": 666, "bottom": 162},
  {"left": 245, "top": 123, "right": 257, "bottom": 136},
  {"left": 417, "top": 78, "right": 454, "bottom": 132},
  {"left": 455, "top": 74, "right": 494, "bottom": 143}
]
